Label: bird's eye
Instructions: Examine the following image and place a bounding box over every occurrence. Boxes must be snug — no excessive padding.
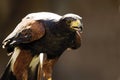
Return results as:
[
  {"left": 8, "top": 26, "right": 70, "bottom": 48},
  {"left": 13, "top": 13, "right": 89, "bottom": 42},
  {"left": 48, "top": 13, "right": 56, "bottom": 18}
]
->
[{"left": 66, "top": 20, "right": 71, "bottom": 25}]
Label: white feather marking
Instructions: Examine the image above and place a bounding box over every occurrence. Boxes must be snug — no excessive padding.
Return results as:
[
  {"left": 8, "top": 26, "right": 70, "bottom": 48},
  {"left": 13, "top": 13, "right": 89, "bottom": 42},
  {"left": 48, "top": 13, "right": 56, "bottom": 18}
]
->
[
  {"left": 2, "top": 40, "right": 10, "bottom": 49},
  {"left": 63, "top": 13, "right": 82, "bottom": 19},
  {"left": 10, "top": 47, "right": 20, "bottom": 72},
  {"left": 39, "top": 53, "right": 44, "bottom": 69},
  {"left": 29, "top": 55, "right": 40, "bottom": 72},
  {"left": 24, "top": 12, "right": 62, "bottom": 21}
]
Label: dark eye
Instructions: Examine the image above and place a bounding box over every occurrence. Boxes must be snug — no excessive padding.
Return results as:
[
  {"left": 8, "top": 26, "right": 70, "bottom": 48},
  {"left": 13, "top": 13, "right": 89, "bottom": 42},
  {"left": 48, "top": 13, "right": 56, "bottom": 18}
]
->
[{"left": 66, "top": 20, "right": 71, "bottom": 25}]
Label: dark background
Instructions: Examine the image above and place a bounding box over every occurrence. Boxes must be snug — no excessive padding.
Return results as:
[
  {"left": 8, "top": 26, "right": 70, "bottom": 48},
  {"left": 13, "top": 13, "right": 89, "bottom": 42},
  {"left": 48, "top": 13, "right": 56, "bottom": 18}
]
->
[{"left": 0, "top": 0, "right": 120, "bottom": 80}]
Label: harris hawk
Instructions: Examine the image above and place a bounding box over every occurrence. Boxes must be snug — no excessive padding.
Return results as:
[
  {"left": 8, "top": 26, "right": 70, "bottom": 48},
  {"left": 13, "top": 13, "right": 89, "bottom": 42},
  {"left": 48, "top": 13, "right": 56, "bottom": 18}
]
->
[{"left": 1, "top": 12, "right": 83, "bottom": 80}]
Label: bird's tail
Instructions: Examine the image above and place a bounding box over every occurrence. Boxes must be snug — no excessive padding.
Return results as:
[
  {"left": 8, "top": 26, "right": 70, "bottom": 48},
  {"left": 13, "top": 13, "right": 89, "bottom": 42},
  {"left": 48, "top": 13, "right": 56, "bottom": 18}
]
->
[{"left": 0, "top": 61, "right": 16, "bottom": 80}]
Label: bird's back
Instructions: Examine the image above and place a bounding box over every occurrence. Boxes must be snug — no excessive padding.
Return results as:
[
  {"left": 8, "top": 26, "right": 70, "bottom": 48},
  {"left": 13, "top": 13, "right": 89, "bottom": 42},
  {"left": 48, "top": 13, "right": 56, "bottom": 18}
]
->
[{"left": 23, "top": 12, "right": 62, "bottom": 21}]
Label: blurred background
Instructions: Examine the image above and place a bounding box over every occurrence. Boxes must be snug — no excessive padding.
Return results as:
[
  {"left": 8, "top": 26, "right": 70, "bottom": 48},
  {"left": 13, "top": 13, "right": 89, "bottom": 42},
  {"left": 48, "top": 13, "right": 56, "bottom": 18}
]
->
[{"left": 0, "top": 0, "right": 120, "bottom": 80}]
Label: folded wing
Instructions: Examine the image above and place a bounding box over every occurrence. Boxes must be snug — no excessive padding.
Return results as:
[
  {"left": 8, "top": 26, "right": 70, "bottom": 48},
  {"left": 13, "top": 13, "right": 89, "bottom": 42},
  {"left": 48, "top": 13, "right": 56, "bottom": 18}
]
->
[{"left": 2, "top": 19, "right": 45, "bottom": 50}]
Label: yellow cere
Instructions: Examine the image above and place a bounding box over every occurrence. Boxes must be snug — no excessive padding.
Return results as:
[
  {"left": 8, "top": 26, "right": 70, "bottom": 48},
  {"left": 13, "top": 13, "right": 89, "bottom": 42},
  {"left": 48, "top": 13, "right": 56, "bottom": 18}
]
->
[{"left": 71, "top": 19, "right": 81, "bottom": 28}]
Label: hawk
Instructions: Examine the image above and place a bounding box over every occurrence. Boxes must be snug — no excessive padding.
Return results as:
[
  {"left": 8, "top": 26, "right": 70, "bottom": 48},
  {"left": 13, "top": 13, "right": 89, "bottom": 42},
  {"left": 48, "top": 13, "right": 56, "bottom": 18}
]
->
[{"left": 1, "top": 12, "right": 83, "bottom": 80}]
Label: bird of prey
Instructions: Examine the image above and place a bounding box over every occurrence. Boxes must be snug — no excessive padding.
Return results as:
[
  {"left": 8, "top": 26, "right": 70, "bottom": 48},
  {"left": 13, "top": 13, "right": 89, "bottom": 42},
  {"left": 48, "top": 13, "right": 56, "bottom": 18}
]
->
[{"left": 1, "top": 12, "right": 83, "bottom": 80}]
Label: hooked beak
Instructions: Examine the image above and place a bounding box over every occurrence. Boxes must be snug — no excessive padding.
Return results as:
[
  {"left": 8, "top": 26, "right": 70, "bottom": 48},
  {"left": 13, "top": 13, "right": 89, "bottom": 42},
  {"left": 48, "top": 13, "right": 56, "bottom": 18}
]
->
[{"left": 70, "top": 19, "right": 83, "bottom": 32}]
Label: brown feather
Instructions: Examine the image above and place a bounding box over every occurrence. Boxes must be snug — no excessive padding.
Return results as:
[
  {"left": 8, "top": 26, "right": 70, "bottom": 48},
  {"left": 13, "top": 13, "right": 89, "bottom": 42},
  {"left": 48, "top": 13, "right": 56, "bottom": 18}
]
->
[
  {"left": 21, "top": 19, "right": 45, "bottom": 42},
  {"left": 13, "top": 48, "right": 33, "bottom": 80},
  {"left": 38, "top": 58, "right": 58, "bottom": 80}
]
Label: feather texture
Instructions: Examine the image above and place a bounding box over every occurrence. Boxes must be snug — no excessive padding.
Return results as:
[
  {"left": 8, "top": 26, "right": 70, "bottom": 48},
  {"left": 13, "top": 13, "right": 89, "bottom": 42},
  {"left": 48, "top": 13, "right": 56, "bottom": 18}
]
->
[{"left": 1, "top": 12, "right": 83, "bottom": 80}]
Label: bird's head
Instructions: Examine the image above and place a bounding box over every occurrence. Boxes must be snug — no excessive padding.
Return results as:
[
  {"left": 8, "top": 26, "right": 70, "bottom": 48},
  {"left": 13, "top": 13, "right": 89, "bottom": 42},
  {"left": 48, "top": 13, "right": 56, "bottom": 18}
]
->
[{"left": 60, "top": 13, "right": 83, "bottom": 32}]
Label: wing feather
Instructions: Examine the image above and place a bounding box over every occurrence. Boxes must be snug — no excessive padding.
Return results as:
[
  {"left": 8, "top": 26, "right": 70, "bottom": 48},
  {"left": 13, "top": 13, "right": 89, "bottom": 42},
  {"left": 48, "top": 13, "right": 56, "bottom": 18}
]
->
[{"left": 2, "top": 19, "right": 45, "bottom": 48}]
